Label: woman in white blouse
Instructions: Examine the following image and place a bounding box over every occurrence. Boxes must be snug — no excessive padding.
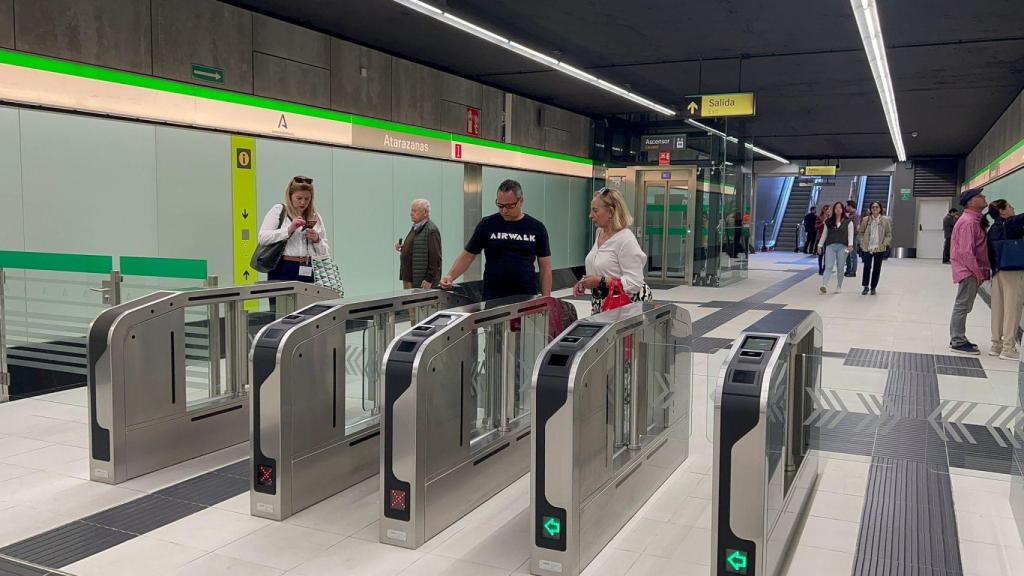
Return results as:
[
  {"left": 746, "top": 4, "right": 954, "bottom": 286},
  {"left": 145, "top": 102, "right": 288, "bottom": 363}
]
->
[
  {"left": 257, "top": 176, "right": 330, "bottom": 283},
  {"left": 574, "top": 187, "right": 652, "bottom": 314}
]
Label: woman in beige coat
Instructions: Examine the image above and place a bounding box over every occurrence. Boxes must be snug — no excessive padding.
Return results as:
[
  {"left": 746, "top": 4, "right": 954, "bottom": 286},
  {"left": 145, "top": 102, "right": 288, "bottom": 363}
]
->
[{"left": 857, "top": 201, "right": 892, "bottom": 295}]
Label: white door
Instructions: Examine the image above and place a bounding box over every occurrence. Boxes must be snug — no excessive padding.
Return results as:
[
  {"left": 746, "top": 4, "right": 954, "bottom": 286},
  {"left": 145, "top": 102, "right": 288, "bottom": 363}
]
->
[{"left": 916, "top": 198, "right": 950, "bottom": 259}]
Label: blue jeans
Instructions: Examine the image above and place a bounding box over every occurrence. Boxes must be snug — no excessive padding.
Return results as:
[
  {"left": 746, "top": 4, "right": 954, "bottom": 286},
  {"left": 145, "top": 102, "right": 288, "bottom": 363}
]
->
[{"left": 822, "top": 244, "right": 848, "bottom": 289}]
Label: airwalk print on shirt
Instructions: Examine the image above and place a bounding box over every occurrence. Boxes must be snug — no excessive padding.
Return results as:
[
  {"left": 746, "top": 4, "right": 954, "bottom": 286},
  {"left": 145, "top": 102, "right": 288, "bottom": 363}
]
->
[{"left": 467, "top": 213, "right": 551, "bottom": 297}]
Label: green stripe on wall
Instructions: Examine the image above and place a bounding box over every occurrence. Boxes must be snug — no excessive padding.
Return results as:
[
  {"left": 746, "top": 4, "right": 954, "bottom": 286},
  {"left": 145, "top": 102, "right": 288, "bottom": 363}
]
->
[
  {"left": 0, "top": 48, "right": 592, "bottom": 167},
  {"left": 646, "top": 226, "right": 689, "bottom": 236},
  {"left": 0, "top": 251, "right": 113, "bottom": 274},
  {"left": 120, "top": 256, "right": 208, "bottom": 280},
  {"left": 969, "top": 136, "right": 1024, "bottom": 182}
]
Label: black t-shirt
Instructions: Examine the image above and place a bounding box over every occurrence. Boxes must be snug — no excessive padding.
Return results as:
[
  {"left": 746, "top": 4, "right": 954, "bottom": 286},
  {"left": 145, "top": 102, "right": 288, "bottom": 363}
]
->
[{"left": 465, "top": 213, "right": 551, "bottom": 299}]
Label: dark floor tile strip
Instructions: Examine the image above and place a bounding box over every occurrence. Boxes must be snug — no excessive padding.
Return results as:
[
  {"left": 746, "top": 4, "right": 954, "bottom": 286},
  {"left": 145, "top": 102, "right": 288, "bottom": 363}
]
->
[
  {"left": 0, "top": 460, "right": 250, "bottom": 570},
  {"left": 851, "top": 361, "right": 964, "bottom": 576},
  {"left": 0, "top": 556, "right": 58, "bottom": 576}
]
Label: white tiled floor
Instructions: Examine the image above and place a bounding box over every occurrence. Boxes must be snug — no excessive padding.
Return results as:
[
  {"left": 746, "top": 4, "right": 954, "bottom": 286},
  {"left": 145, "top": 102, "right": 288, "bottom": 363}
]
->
[{"left": 0, "top": 253, "right": 1020, "bottom": 576}]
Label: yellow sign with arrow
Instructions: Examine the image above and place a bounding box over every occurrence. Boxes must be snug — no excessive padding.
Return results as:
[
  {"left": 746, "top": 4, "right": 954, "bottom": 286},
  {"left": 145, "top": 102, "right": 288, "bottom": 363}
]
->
[{"left": 686, "top": 92, "right": 756, "bottom": 118}]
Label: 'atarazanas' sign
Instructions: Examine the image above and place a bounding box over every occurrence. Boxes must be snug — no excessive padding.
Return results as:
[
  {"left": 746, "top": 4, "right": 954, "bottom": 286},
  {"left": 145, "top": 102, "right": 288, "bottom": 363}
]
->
[{"left": 351, "top": 125, "right": 451, "bottom": 160}]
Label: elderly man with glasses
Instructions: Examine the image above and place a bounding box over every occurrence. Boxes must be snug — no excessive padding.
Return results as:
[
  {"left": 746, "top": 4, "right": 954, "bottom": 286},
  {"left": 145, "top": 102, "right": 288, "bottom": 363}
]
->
[{"left": 440, "top": 179, "right": 552, "bottom": 300}]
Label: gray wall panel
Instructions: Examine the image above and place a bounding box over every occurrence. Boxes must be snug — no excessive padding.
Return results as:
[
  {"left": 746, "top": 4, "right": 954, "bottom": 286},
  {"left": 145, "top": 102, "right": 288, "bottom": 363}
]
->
[
  {"left": 13, "top": 0, "right": 151, "bottom": 73},
  {"left": 253, "top": 52, "right": 330, "bottom": 109},
  {"left": 966, "top": 89, "right": 1023, "bottom": 178},
  {"left": 152, "top": 0, "right": 252, "bottom": 93},
  {"left": 0, "top": 0, "right": 13, "bottom": 49},
  {"left": 440, "top": 100, "right": 470, "bottom": 136},
  {"left": 331, "top": 38, "right": 391, "bottom": 120},
  {"left": 510, "top": 95, "right": 543, "bottom": 149},
  {"left": 544, "top": 127, "right": 571, "bottom": 155},
  {"left": 481, "top": 86, "right": 504, "bottom": 141},
  {"left": 392, "top": 59, "right": 439, "bottom": 129},
  {"left": 441, "top": 72, "right": 482, "bottom": 109},
  {"left": 253, "top": 13, "right": 329, "bottom": 69}
]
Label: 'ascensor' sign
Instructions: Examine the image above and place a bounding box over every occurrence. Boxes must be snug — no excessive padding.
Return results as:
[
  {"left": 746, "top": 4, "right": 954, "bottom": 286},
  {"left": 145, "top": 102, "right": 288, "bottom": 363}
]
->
[{"left": 351, "top": 125, "right": 450, "bottom": 160}]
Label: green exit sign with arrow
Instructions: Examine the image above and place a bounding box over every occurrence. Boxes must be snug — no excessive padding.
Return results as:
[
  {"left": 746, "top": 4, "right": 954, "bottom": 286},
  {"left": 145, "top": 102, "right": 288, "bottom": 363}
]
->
[
  {"left": 191, "top": 63, "right": 224, "bottom": 84},
  {"left": 724, "top": 549, "right": 749, "bottom": 574}
]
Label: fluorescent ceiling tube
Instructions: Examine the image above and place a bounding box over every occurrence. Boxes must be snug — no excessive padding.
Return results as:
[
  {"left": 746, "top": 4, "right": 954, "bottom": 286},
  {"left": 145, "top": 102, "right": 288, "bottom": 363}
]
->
[
  {"left": 390, "top": 0, "right": 675, "bottom": 116},
  {"left": 850, "top": 0, "right": 907, "bottom": 161},
  {"left": 685, "top": 119, "right": 789, "bottom": 164}
]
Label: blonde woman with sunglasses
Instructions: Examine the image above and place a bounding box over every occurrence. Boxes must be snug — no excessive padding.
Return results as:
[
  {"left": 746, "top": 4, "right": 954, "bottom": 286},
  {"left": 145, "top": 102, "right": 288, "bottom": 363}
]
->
[
  {"left": 574, "top": 187, "right": 652, "bottom": 314},
  {"left": 257, "top": 175, "right": 330, "bottom": 283}
]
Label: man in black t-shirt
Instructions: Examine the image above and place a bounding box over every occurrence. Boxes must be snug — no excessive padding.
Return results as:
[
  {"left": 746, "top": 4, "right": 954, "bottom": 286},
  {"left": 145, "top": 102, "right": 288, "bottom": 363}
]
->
[{"left": 440, "top": 179, "right": 552, "bottom": 300}]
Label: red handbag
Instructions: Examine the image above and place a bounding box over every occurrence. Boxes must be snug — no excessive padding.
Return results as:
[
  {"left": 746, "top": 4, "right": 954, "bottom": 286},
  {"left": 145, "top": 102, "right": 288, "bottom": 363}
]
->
[{"left": 602, "top": 278, "right": 632, "bottom": 312}]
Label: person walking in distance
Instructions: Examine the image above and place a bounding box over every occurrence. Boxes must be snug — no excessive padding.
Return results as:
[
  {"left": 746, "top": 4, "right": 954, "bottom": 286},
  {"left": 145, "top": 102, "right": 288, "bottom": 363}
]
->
[
  {"left": 942, "top": 208, "right": 959, "bottom": 264},
  {"left": 948, "top": 188, "right": 990, "bottom": 355},
  {"left": 844, "top": 200, "right": 862, "bottom": 277},
  {"left": 802, "top": 207, "right": 819, "bottom": 254},
  {"left": 396, "top": 199, "right": 442, "bottom": 289},
  {"left": 817, "top": 201, "right": 854, "bottom": 294},
  {"left": 816, "top": 204, "right": 830, "bottom": 274},
  {"left": 857, "top": 201, "right": 892, "bottom": 295},
  {"left": 440, "top": 179, "right": 552, "bottom": 299}
]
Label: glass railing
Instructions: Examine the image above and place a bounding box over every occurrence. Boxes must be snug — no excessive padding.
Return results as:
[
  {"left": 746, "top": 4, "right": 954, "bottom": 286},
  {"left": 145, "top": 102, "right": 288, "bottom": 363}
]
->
[{"left": 0, "top": 251, "right": 210, "bottom": 402}]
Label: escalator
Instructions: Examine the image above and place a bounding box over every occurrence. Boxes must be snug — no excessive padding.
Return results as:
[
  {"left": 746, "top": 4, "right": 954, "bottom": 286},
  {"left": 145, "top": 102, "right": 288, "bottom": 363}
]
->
[
  {"left": 862, "top": 175, "right": 892, "bottom": 214},
  {"left": 774, "top": 183, "right": 813, "bottom": 251}
]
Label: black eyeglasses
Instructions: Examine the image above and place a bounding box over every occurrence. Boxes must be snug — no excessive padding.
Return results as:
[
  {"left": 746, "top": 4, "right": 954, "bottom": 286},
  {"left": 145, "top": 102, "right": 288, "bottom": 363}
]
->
[
  {"left": 293, "top": 176, "right": 313, "bottom": 184},
  {"left": 495, "top": 199, "right": 521, "bottom": 210}
]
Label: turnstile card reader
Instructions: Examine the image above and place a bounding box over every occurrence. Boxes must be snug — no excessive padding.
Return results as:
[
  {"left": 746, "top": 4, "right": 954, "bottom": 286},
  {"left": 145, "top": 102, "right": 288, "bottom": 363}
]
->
[
  {"left": 249, "top": 290, "right": 460, "bottom": 520},
  {"left": 713, "top": 309, "right": 821, "bottom": 576},
  {"left": 88, "top": 282, "right": 337, "bottom": 484},
  {"left": 530, "top": 302, "right": 692, "bottom": 576},
  {"left": 381, "top": 295, "right": 557, "bottom": 549}
]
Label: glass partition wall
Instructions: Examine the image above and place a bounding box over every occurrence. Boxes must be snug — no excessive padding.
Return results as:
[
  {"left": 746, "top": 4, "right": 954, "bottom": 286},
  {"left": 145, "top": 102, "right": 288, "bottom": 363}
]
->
[{"left": 605, "top": 119, "right": 753, "bottom": 287}]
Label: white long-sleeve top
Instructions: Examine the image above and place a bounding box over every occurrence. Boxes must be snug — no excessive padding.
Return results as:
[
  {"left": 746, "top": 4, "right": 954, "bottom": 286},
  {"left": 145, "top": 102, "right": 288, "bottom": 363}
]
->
[
  {"left": 585, "top": 228, "right": 647, "bottom": 294},
  {"left": 257, "top": 204, "right": 330, "bottom": 258}
]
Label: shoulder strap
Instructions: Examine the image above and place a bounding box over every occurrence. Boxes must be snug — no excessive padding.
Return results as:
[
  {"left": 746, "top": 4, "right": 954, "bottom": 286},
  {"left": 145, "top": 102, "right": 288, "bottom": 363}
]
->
[{"left": 277, "top": 204, "right": 287, "bottom": 227}]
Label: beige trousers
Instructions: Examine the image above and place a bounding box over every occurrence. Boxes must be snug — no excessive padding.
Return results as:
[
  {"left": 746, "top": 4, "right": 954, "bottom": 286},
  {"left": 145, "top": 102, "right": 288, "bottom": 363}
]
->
[{"left": 990, "top": 270, "right": 1024, "bottom": 351}]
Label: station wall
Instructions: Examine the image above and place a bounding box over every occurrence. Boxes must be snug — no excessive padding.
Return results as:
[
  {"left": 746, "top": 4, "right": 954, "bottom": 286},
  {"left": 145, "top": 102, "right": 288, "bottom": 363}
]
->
[{"left": 0, "top": 105, "right": 592, "bottom": 297}]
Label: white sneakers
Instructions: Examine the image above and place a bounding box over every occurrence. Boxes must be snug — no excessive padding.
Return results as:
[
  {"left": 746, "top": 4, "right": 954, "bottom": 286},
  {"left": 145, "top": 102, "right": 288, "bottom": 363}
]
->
[{"left": 999, "top": 347, "right": 1020, "bottom": 361}]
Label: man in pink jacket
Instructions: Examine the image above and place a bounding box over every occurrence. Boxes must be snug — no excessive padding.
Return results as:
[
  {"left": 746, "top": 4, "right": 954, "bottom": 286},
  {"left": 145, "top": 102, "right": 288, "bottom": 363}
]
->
[{"left": 949, "top": 187, "right": 990, "bottom": 354}]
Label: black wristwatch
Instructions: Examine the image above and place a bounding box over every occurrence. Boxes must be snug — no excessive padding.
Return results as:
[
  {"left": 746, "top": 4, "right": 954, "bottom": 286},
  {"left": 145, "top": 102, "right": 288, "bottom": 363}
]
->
[{"left": 598, "top": 276, "right": 607, "bottom": 292}]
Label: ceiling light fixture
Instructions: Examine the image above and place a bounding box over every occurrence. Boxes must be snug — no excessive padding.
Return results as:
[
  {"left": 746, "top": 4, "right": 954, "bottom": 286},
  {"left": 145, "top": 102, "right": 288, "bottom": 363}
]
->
[
  {"left": 390, "top": 0, "right": 675, "bottom": 116},
  {"left": 850, "top": 0, "right": 907, "bottom": 161},
  {"left": 685, "top": 119, "right": 790, "bottom": 164}
]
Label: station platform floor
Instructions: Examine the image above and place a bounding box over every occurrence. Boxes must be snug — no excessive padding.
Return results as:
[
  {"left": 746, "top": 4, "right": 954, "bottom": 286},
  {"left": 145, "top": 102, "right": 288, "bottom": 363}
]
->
[{"left": 0, "top": 252, "right": 1020, "bottom": 576}]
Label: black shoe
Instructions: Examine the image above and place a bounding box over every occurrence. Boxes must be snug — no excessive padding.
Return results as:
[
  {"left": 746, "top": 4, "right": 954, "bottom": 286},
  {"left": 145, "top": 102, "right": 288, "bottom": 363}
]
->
[
  {"left": 861, "top": 287, "right": 869, "bottom": 295},
  {"left": 844, "top": 273, "right": 856, "bottom": 277},
  {"left": 950, "top": 343, "right": 980, "bottom": 355},
  {"left": 870, "top": 289, "right": 876, "bottom": 295}
]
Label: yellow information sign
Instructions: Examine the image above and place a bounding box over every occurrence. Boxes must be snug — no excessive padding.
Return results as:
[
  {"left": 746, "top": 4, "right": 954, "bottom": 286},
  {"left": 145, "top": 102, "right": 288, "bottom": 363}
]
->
[
  {"left": 686, "top": 92, "right": 756, "bottom": 118},
  {"left": 231, "top": 136, "right": 258, "bottom": 292},
  {"left": 803, "top": 165, "right": 838, "bottom": 176}
]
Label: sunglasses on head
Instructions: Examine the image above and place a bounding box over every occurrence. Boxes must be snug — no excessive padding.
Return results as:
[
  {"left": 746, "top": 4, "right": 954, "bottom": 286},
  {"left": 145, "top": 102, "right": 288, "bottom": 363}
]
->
[{"left": 293, "top": 176, "right": 313, "bottom": 185}]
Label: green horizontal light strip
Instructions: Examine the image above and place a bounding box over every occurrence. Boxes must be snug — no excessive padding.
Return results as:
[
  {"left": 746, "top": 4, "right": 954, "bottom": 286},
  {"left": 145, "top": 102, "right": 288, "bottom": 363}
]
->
[
  {"left": 0, "top": 48, "right": 592, "bottom": 168},
  {"left": 120, "top": 256, "right": 208, "bottom": 280},
  {"left": 646, "top": 204, "right": 689, "bottom": 212},
  {"left": 969, "top": 136, "right": 1024, "bottom": 182},
  {"left": 646, "top": 226, "right": 689, "bottom": 236},
  {"left": 0, "top": 251, "right": 113, "bottom": 274}
]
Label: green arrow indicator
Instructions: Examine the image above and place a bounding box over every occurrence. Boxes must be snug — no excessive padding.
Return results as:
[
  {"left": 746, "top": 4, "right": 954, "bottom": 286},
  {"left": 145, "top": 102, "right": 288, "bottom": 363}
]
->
[
  {"left": 726, "top": 549, "right": 748, "bottom": 573},
  {"left": 542, "top": 517, "right": 561, "bottom": 538}
]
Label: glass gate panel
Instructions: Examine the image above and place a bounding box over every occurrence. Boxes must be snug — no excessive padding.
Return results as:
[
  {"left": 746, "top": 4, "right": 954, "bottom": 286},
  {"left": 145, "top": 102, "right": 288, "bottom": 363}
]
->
[
  {"left": 665, "top": 182, "right": 690, "bottom": 279},
  {"left": 645, "top": 184, "right": 666, "bottom": 276}
]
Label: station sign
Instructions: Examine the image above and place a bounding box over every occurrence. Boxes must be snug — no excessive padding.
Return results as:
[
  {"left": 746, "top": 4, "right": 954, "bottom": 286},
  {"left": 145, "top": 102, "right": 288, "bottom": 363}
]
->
[
  {"left": 686, "top": 92, "right": 755, "bottom": 118},
  {"left": 801, "top": 165, "right": 838, "bottom": 176},
  {"left": 351, "top": 125, "right": 451, "bottom": 160}
]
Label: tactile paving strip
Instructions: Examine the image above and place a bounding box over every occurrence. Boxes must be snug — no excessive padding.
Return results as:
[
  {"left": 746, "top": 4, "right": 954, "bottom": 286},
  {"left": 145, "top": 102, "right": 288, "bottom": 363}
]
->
[
  {"left": 0, "top": 556, "right": 61, "bottom": 576},
  {"left": 851, "top": 357, "right": 965, "bottom": 575},
  {"left": 0, "top": 460, "right": 249, "bottom": 569}
]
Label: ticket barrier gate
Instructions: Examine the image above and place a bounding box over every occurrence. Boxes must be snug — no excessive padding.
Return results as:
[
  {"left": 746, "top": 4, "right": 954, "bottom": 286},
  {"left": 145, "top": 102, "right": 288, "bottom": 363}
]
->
[
  {"left": 712, "top": 309, "right": 821, "bottom": 576},
  {"left": 88, "top": 282, "right": 338, "bottom": 484},
  {"left": 249, "top": 289, "right": 466, "bottom": 520},
  {"left": 530, "top": 302, "right": 693, "bottom": 576},
  {"left": 380, "top": 295, "right": 557, "bottom": 549}
]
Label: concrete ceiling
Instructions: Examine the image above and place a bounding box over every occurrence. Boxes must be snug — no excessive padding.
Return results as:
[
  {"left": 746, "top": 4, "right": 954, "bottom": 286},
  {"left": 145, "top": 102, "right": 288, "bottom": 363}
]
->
[{"left": 225, "top": 0, "right": 1024, "bottom": 159}]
